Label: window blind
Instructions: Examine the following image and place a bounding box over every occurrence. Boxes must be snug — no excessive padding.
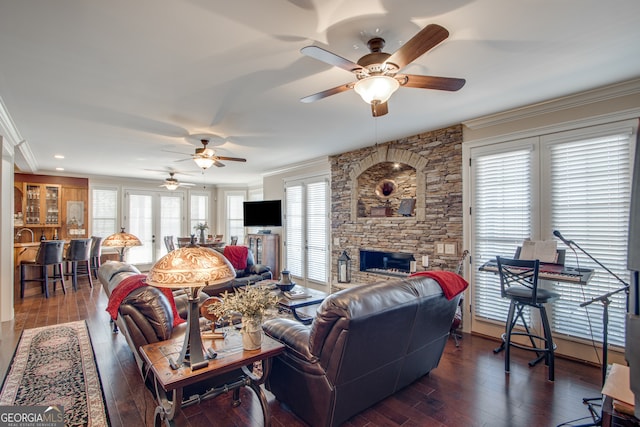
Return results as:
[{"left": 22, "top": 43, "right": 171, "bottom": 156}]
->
[
  {"left": 473, "top": 148, "right": 533, "bottom": 322},
  {"left": 226, "top": 194, "right": 245, "bottom": 243},
  {"left": 285, "top": 185, "right": 303, "bottom": 277},
  {"left": 549, "top": 134, "right": 631, "bottom": 347},
  {"left": 190, "top": 194, "right": 208, "bottom": 232},
  {"left": 306, "top": 180, "right": 328, "bottom": 283},
  {"left": 91, "top": 188, "right": 117, "bottom": 238}
]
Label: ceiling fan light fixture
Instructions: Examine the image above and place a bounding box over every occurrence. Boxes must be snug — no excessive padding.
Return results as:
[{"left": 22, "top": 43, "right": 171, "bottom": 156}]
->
[
  {"left": 164, "top": 182, "right": 179, "bottom": 191},
  {"left": 353, "top": 75, "right": 400, "bottom": 104},
  {"left": 193, "top": 156, "right": 214, "bottom": 169}
]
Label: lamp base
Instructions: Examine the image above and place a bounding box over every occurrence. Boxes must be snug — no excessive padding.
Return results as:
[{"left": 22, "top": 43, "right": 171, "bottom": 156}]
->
[{"left": 173, "top": 287, "right": 215, "bottom": 371}]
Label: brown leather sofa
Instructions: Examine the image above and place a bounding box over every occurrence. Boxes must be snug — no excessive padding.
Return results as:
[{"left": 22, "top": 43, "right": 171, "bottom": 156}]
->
[
  {"left": 98, "top": 261, "right": 203, "bottom": 374},
  {"left": 202, "top": 246, "right": 272, "bottom": 295},
  {"left": 262, "top": 276, "right": 461, "bottom": 427}
]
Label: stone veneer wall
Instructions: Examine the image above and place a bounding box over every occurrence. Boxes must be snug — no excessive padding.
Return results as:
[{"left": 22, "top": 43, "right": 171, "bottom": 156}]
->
[{"left": 330, "top": 124, "right": 463, "bottom": 284}]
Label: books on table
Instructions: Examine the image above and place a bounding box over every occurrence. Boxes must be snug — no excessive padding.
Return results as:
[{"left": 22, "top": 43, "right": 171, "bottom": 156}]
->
[{"left": 284, "top": 289, "right": 310, "bottom": 299}]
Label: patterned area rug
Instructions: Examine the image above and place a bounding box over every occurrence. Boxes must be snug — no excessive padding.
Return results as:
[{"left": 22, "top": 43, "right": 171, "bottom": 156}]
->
[{"left": 0, "top": 320, "right": 109, "bottom": 427}]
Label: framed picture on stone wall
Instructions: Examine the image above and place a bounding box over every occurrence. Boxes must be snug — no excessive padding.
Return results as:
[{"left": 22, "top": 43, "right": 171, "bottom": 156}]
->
[{"left": 398, "top": 198, "right": 416, "bottom": 216}]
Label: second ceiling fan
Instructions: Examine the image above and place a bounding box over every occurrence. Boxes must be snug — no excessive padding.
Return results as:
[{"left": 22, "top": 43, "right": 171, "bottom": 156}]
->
[
  {"left": 300, "top": 24, "right": 465, "bottom": 117},
  {"left": 182, "top": 139, "right": 247, "bottom": 170}
]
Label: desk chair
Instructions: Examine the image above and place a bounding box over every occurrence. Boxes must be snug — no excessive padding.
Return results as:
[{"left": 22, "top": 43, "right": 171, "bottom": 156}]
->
[
  {"left": 494, "top": 256, "right": 560, "bottom": 381},
  {"left": 20, "top": 240, "right": 66, "bottom": 298},
  {"left": 64, "top": 238, "right": 93, "bottom": 290}
]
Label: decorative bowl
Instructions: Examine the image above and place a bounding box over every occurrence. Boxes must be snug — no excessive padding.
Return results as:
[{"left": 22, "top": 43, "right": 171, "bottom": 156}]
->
[{"left": 277, "top": 282, "right": 295, "bottom": 292}]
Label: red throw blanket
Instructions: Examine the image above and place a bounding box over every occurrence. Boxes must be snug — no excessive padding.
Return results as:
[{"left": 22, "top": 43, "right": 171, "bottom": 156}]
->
[
  {"left": 224, "top": 245, "right": 248, "bottom": 270},
  {"left": 105, "top": 274, "right": 185, "bottom": 327},
  {"left": 409, "top": 270, "right": 469, "bottom": 300}
]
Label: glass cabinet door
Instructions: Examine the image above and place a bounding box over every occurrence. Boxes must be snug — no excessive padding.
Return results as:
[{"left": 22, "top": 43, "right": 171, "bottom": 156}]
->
[{"left": 23, "top": 183, "right": 60, "bottom": 226}]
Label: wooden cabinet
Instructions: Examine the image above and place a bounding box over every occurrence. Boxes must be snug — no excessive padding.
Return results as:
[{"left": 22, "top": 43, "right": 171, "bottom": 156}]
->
[
  {"left": 14, "top": 173, "right": 88, "bottom": 242},
  {"left": 22, "top": 183, "right": 61, "bottom": 227},
  {"left": 245, "top": 234, "right": 280, "bottom": 280}
]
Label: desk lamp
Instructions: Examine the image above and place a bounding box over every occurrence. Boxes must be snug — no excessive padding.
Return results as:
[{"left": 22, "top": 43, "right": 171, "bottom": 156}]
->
[
  {"left": 102, "top": 228, "right": 142, "bottom": 262},
  {"left": 147, "top": 240, "right": 235, "bottom": 371}
]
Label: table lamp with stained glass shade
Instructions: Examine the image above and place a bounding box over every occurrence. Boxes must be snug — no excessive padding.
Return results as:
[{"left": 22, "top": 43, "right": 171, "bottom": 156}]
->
[
  {"left": 147, "top": 241, "right": 236, "bottom": 371},
  {"left": 102, "top": 227, "right": 142, "bottom": 261}
]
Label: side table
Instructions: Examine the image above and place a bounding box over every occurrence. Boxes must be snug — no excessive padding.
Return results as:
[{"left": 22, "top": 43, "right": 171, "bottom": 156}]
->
[{"left": 140, "top": 330, "right": 284, "bottom": 427}]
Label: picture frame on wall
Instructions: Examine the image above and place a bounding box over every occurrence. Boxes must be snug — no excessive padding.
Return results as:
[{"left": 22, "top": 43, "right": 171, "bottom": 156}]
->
[{"left": 398, "top": 198, "right": 416, "bottom": 216}]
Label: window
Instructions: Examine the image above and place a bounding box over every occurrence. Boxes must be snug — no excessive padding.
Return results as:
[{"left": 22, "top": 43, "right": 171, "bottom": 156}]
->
[
  {"left": 469, "top": 121, "right": 636, "bottom": 348},
  {"left": 91, "top": 187, "right": 118, "bottom": 238},
  {"left": 190, "top": 193, "right": 209, "bottom": 232},
  {"left": 284, "top": 176, "right": 329, "bottom": 285},
  {"left": 226, "top": 193, "right": 245, "bottom": 244}
]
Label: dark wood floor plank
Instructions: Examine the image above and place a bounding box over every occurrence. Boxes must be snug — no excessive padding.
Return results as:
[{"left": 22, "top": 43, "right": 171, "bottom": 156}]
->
[{"left": 1, "top": 277, "right": 603, "bottom": 427}]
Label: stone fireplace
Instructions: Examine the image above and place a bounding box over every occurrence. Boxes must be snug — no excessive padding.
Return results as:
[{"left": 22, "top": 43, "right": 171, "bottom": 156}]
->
[
  {"left": 359, "top": 249, "right": 415, "bottom": 277},
  {"left": 330, "top": 124, "right": 463, "bottom": 284}
]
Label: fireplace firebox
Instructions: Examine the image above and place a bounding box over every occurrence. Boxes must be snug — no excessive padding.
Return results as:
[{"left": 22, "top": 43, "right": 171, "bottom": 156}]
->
[{"left": 359, "top": 250, "right": 416, "bottom": 277}]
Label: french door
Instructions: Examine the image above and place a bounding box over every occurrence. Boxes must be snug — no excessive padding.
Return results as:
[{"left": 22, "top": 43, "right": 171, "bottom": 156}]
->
[{"left": 124, "top": 190, "right": 184, "bottom": 270}]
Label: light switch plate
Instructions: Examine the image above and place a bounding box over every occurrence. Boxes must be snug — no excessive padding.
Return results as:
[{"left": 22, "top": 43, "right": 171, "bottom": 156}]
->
[
  {"left": 445, "top": 243, "right": 457, "bottom": 255},
  {"left": 436, "top": 243, "right": 445, "bottom": 254}
]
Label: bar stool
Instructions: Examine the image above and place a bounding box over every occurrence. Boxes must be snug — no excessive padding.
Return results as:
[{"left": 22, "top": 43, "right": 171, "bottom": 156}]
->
[
  {"left": 64, "top": 238, "right": 93, "bottom": 291},
  {"left": 20, "top": 240, "right": 66, "bottom": 298},
  {"left": 493, "top": 256, "right": 560, "bottom": 381},
  {"left": 89, "top": 236, "right": 103, "bottom": 279}
]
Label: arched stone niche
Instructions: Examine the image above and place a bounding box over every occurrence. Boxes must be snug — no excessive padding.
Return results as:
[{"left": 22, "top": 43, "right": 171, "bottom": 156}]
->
[{"left": 350, "top": 146, "right": 427, "bottom": 221}]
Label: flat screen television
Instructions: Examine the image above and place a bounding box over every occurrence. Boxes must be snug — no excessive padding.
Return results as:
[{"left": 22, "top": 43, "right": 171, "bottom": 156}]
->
[{"left": 243, "top": 200, "right": 282, "bottom": 228}]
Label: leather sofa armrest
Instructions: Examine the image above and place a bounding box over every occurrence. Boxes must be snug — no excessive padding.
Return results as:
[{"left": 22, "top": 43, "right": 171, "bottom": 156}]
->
[
  {"left": 263, "top": 318, "right": 317, "bottom": 363},
  {"left": 250, "top": 264, "right": 271, "bottom": 275}
]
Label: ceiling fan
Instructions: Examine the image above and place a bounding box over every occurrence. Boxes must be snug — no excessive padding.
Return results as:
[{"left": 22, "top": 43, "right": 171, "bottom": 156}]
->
[
  {"left": 180, "top": 139, "right": 247, "bottom": 170},
  {"left": 300, "top": 24, "right": 466, "bottom": 117},
  {"left": 159, "top": 172, "right": 195, "bottom": 191}
]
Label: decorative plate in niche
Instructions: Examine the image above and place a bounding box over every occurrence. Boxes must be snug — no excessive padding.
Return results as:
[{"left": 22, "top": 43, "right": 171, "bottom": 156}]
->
[{"left": 375, "top": 179, "right": 397, "bottom": 199}]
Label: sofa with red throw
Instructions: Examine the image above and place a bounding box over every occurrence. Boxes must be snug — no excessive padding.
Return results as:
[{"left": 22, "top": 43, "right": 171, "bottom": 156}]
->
[
  {"left": 98, "top": 261, "right": 205, "bottom": 375},
  {"left": 202, "top": 245, "right": 272, "bottom": 295},
  {"left": 262, "top": 274, "right": 466, "bottom": 427}
]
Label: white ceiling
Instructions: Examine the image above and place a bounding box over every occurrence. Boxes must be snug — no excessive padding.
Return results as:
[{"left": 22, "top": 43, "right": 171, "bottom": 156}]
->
[{"left": 1, "top": 0, "right": 640, "bottom": 186}]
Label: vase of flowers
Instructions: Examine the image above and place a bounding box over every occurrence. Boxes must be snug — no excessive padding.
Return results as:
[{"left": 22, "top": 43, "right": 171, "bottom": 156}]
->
[
  {"left": 207, "top": 285, "right": 278, "bottom": 350},
  {"left": 194, "top": 222, "right": 208, "bottom": 244}
]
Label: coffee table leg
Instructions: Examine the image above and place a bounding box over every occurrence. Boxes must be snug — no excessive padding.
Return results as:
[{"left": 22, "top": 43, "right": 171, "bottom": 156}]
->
[
  {"left": 241, "top": 360, "right": 273, "bottom": 427},
  {"left": 153, "top": 379, "right": 183, "bottom": 427}
]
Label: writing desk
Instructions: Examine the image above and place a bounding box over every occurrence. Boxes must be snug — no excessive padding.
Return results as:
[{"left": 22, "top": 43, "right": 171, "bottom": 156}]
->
[{"left": 140, "top": 331, "right": 284, "bottom": 427}]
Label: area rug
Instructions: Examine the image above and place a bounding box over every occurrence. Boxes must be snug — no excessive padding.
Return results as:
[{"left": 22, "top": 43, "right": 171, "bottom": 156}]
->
[{"left": 0, "top": 320, "right": 109, "bottom": 427}]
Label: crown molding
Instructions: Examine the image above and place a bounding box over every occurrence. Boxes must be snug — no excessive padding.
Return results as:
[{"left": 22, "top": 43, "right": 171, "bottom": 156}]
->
[
  {"left": 262, "top": 156, "right": 330, "bottom": 178},
  {"left": 463, "top": 78, "right": 640, "bottom": 130},
  {"left": 0, "top": 95, "right": 37, "bottom": 172}
]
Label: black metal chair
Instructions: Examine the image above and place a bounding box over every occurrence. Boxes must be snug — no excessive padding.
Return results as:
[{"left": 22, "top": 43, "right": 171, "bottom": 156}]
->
[
  {"left": 493, "top": 256, "right": 560, "bottom": 381},
  {"left": 64, "top": 238, "right": 93, "bottom": 290},
  {"left": 20, "top": 240, "right": 66, "bottom": 298}
]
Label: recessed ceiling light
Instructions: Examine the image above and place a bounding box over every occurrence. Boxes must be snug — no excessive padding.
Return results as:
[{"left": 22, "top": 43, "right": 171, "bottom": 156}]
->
[
  {"left": 54, "top": 154, "right": 64, "bottom": 159},
  {"left": 55, "top": 167, "right": 64, "bottom": 171}
]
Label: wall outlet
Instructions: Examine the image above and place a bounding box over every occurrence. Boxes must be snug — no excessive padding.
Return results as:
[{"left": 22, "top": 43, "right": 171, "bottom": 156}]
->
[
  {"left": 445, "top": 243, "right": 457, "bottom": 255},
  {"left": 436, "top": 243, "right": 445, "bottom": 254}
]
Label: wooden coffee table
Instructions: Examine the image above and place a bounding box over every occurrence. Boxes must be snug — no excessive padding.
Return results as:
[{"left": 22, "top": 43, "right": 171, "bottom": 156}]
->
[
  {"left": 140, "top": 330, "right": 284, "bottom": 427},
  {"left": 277, "top": 286, "right": 328, "bottom": 324}
]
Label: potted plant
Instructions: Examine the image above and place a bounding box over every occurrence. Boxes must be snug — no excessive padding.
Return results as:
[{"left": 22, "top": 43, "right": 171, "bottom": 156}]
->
[
  {"left": 194, "top": 222, "right": 208, "bottom": 244},
  {"left": 208, "top": 285, "right": 278, "bottom": 350}
]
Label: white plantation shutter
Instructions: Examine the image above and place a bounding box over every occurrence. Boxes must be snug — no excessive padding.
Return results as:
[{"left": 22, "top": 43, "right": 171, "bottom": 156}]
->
[
  {"left": 91, "top": 187, "right": 118, "bottom": 238},
  {"left": 285, "top": 185, "right": 303, "bottom": 276},
  {"left": 284, "top": 177, "right": 329, "bottom": 285},
  {"left": 472, "top": 147, "right": 533, "bottom": 322},
  {"left": 306, "top": 181, "right": 328, "bottom": 282},
  {"left": 227, "top": 193, "right": 245, "bottom": 243},
  {"left": 546, "top": 133, "right": 632, "bottom": 346}
]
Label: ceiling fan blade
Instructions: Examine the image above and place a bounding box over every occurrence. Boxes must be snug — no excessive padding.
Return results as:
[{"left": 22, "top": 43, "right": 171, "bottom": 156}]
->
[
  {"left": 180, "top": 183, "right": 196, "bottom": 187},
  {"left": 301, "top": 46, "right": 362, "bottom": 72},
  {"left": 371, "top": 102, "right": 388, "bottom": 117},
  {"left": 300, "top": 83, "right": 353, "bottom": 103},
  {"left": 215, "top": 156, "right": 247, "bottom": 162},
  {"left": 400, "top": 74, "right": 466, "bottom": 91},
  {"left": 213, "top": 160, "right": 226, "bottom": 167},
  {"left": 386, "top": 24, "right": 449, "bottom": 70}
]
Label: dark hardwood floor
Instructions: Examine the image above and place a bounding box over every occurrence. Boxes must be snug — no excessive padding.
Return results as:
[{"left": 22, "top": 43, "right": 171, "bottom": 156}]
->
[{"left": 1, "top": 278, "right": 603, "bottom": 427}]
